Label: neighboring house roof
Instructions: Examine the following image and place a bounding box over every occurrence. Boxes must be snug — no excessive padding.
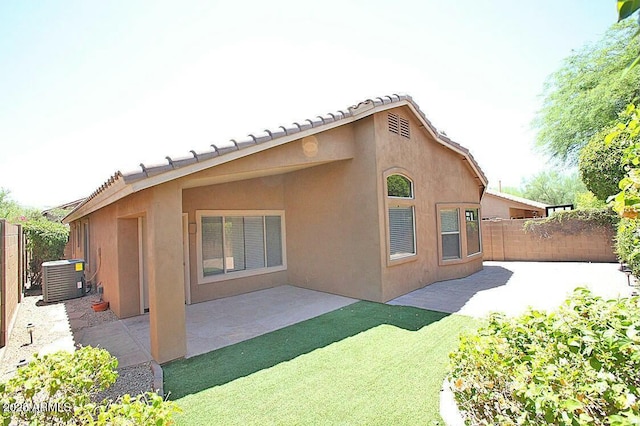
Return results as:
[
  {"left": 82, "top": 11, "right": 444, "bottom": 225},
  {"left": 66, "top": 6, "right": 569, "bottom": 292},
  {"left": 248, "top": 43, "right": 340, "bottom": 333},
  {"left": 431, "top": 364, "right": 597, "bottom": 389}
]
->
[
  {"left": 484, "top": 189, "right": 549, "bottom": 210},
  {"left": 42, "top": 198, "right": 87, "bottom": 215},
  {"left": 64, "top": 94, "right": 488, "bottom": 223}
]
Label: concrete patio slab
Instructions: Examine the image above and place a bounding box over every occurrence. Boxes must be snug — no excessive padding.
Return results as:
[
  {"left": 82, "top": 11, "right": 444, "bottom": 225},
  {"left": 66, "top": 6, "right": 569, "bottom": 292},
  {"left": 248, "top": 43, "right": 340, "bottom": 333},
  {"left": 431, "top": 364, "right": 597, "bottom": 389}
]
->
[
  {"left": 74, "top": 320, "right": 152, "bottom": 368},
  {"left": 388, "top": 261, "right": 636, "bottom": 318},
  {"left": 122, "top": 285, "right": 357, "bottom": 359}
]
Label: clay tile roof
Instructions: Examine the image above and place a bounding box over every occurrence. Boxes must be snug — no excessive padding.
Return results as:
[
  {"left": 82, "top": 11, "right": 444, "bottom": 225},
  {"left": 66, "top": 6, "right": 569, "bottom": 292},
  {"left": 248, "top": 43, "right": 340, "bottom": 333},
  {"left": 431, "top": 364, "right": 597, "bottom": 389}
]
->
[{"left": 65, "top": 93, "right": 487, "bottom": 222}]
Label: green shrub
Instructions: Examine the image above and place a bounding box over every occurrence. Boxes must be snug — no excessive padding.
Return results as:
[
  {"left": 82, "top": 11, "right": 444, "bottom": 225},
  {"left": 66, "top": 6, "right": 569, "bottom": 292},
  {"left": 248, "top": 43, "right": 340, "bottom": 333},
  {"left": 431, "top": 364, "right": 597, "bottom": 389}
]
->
[
  {"left": 23, "top": 219, "right": 69, "bottom": 287},
  {"left": 575, "top": 191, "right": 608, "bottom": 209},
  {"left": 523, "top": 208, "right": 619, "bottom": 238},
  {"left": 0, "top": 346, "right": 180, "bottom": 425},
  {"left": 448, "top": 289, "right": 640, "bottom": 425},
  {"left": 579, "top": 131, "right": 629, "bottom": 201},
  {"left": 616, "top": 218, "right": 640, "bottom": 276}
]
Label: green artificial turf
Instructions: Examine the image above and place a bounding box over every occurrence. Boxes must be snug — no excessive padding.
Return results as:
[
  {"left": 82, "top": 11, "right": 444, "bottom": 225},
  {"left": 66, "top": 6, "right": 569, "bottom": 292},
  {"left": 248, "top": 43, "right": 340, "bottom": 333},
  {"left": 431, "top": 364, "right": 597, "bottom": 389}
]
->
[{"left": 163, "top": 301, "right": 478, "bottom": 425}]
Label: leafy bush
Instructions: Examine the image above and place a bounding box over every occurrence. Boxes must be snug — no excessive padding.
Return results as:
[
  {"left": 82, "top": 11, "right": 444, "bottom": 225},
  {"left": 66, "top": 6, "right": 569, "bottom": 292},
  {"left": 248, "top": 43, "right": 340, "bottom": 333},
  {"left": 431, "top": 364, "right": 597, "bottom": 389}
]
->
[
  {"left": 23, "top": 219, "right": 69, "bottom": 287},
  {"left": 575, "top": 191, "right": 608, "bottom": 209},
  {"left": 448, "top": 289, "right": 640, "bottom": 425},
  {"left": 0, "top": 346, "right": 180, "bottom": 425},
  {"left": 579, "top": 131, "right": 629, "bottom": 201},
  {"left": 523, "top": 208, "right": 619, "bottom": 238},
  {"left": 616, "top": 218, "right": 640, "bottom": 276},
  {"left": 607, "top": 104, "right": 640, "bottom": 217}
]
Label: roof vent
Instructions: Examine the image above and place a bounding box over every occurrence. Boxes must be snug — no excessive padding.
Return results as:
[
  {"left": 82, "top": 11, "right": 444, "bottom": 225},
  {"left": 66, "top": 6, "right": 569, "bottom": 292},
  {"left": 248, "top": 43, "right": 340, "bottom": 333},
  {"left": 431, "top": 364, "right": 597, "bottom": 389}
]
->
[{"left": 388, "top": 113, "right": 410, "bottom": 139}]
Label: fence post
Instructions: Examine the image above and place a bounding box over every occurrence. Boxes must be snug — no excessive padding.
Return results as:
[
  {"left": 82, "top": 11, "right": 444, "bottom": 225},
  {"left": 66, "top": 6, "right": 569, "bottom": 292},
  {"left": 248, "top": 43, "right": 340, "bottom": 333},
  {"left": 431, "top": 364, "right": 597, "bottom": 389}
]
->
[
  {"left": 17, "top": 224, "right": 23, "bottom": 302},
  {"left": 1, "top": 219, "right": 5, "bottom": 347}
]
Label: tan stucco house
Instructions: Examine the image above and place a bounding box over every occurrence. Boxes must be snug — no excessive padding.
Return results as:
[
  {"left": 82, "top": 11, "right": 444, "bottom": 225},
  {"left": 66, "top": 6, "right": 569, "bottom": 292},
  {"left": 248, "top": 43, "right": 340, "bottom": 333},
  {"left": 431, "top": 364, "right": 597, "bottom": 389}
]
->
[
  {"left": 481, "top": 189, "right": 547, "bottom": 219},
  {"left": 63, "top": 94, "right": 487, "bottom": 363}
]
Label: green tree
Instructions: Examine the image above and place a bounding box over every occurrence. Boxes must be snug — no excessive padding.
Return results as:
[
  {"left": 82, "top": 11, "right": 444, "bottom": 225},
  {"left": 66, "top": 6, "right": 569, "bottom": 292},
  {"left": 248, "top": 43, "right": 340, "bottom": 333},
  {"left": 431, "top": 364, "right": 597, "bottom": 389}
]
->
[
  {"left": 386, "top": 174, "right": 412, "bottom": 197},
  {"left": 579, "top": 129, "right": 630, "bottom": 200},
  {"left": 533, "top": 19, "right": 640, "bottom": 165},
  {"left": 494, "top": 186, "right": 524, "bottom": 197},
  {"left": 521, "top": 170, "right": 587, "bottom": 206},
  {"left": 0, "top": 188, "right": 22, "bottom": 221},
  {"left": 617, "top": 0, "right": 640, "bottom": 70},
  {"left": 575, "top": 191, "right": 608, "bottom": 209},
  {"left": 23, "top": 219, "right": 69, "bottom": 286},
  {"left": 0, "top": 188, "right": 40, "bottom": 223}
]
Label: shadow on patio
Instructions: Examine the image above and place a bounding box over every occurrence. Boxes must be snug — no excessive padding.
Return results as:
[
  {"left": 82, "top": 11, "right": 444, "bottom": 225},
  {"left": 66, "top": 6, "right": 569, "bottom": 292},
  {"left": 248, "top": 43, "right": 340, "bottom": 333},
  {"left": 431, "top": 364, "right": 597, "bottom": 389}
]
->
[{"left": 388, "top": 265, "right": 514, "bottom": 314}]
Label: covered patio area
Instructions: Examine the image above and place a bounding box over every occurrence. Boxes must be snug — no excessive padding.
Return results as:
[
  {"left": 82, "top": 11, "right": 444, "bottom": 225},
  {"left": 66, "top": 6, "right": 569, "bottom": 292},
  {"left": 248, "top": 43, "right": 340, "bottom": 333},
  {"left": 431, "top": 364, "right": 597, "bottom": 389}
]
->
[{"left": 78, "top": 285, "right": 355, "bottom": 366}]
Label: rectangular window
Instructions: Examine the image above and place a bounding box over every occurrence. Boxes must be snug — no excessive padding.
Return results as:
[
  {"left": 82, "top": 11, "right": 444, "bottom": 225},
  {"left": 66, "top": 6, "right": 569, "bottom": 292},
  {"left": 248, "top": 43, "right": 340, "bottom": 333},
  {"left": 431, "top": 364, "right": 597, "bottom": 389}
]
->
[
  {"left": 389, "top": 206, "right": 416, "bottom": 259},
  {"left": 197, "top": 211, "right": 285, "bottom": 282},
  {"left": 465, "top": 208, "right": 481, "bottom": 256},
  {"left": 440, "top": 209, "right": 460, "bottom": 260}
]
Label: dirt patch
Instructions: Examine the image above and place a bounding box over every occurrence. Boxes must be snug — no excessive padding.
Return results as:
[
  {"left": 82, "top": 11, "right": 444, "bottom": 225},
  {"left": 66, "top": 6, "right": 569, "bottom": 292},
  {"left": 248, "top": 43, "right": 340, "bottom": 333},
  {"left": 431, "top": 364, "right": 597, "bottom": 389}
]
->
[{"left": 0, "top": 291, "right": 153, "bottom": 400}]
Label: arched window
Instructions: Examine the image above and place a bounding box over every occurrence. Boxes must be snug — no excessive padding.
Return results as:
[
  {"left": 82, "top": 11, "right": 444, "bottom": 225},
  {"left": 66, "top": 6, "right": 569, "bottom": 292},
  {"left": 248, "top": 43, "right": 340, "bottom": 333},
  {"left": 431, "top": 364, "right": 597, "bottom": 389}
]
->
[
  {"left": 387, "top": 174, "right": 413, "bottom": 198},
  {"left": 386, "top": 173, "right": 416, "bottom": 260}
]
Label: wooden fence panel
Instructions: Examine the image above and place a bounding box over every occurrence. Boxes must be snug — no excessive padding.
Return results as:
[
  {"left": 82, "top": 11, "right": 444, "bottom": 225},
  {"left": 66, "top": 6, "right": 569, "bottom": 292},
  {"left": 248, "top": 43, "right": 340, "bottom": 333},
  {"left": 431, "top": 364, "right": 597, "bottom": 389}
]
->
[{"left": 1, "top": 219, "right": 24, "bottom": 347}]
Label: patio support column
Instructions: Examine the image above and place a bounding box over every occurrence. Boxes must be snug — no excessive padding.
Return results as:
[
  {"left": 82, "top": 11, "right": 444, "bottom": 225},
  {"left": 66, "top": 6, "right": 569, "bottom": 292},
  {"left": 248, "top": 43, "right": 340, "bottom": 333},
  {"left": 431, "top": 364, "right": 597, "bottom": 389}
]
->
[{"left": 146, "top": 181, "right": 187, "bottom": 363}]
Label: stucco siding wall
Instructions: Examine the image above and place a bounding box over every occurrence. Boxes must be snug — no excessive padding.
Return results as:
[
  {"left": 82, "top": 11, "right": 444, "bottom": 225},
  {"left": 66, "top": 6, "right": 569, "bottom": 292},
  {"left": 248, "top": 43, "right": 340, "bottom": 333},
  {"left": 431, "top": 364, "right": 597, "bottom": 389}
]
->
[
  {"left": 374, "top": 107, "right": 483, "bottom": 301},
  {"left": 481, "top": 194, "right": 545, "bottom": 219},
  {"left": 285, "top": 117, "right": 383, "bottom": 301},
  {"left": 72, "top": 189, "right": 154, "bottom": 318},
  {"left": 482, "top": 219, "right": 616, "bottom": 262},
  {"left": 182, "top": 176, "right": 288, "bottom": 303},
  {"left": 481, "top": 195, "right": 513, "bottom": 219}
]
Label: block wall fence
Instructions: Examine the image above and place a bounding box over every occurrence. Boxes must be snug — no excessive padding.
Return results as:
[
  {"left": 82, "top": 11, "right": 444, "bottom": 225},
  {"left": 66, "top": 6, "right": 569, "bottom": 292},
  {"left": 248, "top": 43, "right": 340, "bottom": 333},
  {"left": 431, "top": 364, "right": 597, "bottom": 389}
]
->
[{"left": 481, "top": 219, "right": 617, "bottom": 263}]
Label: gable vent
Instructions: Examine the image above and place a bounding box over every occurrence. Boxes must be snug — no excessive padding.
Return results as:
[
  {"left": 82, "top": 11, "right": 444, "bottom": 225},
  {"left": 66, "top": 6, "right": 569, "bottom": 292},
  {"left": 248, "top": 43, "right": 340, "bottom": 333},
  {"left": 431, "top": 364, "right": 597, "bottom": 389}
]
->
[
  {"left": 388, "top": 113, "right": 410, "bottom": 139},
  {"left": 388, "top": 113, "right": 399, "bottom": 134}
]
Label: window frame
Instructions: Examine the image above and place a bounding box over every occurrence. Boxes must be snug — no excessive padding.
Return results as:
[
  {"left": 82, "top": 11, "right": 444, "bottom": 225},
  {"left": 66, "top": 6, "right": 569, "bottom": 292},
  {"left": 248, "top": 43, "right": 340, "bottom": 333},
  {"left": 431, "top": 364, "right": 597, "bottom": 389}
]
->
[
  {"left": 465, "top": 207, "right": 481, "bottom": 256},
  {"left": 82, "top": 220, "right": 90, "bottom": 267},
  {"left": 384, "top": 169, "right": 417, "bottom": 265},
  {"left": 436, "top": 203, "right": 482, "bottom": 265},
  {"left": 195, "top": 210, "right": 287, "bottom": 284},
  {"left": 387, "top": 174, "right": 414, "bottom": 199},
  {"left": 439, "top": 208, "right": 461, "bottom": 261}
]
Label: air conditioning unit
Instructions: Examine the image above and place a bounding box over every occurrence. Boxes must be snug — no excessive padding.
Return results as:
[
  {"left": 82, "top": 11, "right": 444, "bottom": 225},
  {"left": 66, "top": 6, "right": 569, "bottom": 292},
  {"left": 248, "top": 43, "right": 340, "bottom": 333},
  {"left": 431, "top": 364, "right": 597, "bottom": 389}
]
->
[{"left": 42, "top": 259, "right": 86, "bottom": 303}]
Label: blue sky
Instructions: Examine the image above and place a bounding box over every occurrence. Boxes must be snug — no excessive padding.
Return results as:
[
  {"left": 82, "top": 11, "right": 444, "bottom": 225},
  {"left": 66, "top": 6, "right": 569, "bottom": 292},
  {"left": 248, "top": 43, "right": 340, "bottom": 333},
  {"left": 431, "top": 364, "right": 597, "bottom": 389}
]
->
[{"left": 0, "top": 1, "right": 619, "bottom": 207}]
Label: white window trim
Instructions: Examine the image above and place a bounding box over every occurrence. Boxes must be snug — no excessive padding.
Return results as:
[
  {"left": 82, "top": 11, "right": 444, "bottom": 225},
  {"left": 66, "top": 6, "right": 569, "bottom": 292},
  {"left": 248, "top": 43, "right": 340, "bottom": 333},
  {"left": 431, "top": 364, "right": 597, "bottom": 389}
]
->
[
  {"left": 195, "top": 210, "right": 287, "bottom": 285},
  {"left": 387, "top": 173, "right": 414, "bottom": 200}
]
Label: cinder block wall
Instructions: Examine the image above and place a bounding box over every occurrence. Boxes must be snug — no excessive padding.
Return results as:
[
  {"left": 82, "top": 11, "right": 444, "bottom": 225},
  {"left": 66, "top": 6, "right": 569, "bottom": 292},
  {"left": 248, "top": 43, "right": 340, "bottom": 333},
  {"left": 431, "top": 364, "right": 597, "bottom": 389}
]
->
[{"left": 482, "top": 219, "right": 617, "bottom": 262}]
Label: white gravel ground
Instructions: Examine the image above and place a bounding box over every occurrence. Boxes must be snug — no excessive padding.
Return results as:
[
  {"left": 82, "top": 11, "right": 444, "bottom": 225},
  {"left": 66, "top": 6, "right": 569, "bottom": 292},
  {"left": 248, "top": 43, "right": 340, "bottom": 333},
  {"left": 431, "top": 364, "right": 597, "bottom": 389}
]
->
[{"left": 0, "top": 290, "right": 154, "bottom": 401}]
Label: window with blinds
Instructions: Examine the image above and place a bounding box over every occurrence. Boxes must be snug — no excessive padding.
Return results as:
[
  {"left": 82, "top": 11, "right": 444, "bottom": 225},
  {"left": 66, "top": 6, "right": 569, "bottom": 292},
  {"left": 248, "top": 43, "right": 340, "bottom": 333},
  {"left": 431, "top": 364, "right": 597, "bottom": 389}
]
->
[
  {"left": 389, "top": 207, "right": 415, "bottom": 259},
  {"left": 440, "top": 209, "right": 461, "bottom": 260},
  {"left": 199, "top": 212, "right": 285, "bottom": 280}
]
